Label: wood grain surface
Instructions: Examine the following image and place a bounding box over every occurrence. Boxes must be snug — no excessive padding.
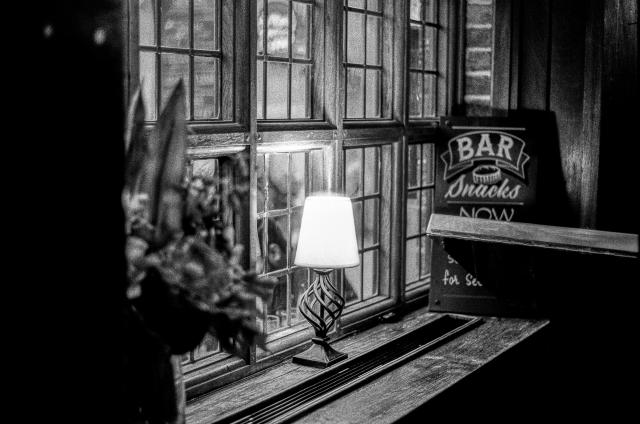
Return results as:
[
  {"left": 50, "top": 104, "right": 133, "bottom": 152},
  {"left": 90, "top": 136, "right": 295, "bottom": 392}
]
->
[
  {"left": 427, "top": 213, "right": 638, "bottom": 257},
  {"left": 186, "top": 307, "right": 548, "bottom": 424}
]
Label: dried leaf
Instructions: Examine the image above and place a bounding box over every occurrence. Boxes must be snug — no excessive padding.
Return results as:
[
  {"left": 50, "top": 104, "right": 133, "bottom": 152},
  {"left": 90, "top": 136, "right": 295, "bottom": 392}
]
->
[
  {"left": 139, "top": 80, "right": 187, "bottom": 244},
  {"left": 123, "top": 86, "right": 147, "bottom": 194}
]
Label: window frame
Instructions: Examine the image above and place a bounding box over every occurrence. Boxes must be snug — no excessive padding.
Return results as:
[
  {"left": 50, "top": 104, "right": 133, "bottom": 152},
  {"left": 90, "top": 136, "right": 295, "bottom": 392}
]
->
[
  {"left": 341, "top": 0, "right": 396, "bottom": 124},
  {"left": 406, "top": 0, "right": 452, "bottom": 124},
  {"left": 124, "top": 0, "right": 462, "bottom": 400},
  {"left": 256, "top": 0, "right": 339, "bottom": 132},
  {"left": 127, "top": 0, "right": 252, "bottom": 133}
]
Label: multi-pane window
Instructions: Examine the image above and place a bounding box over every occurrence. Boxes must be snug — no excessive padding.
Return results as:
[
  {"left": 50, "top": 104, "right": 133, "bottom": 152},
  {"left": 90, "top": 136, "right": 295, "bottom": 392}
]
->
[
  {"left": 463, "top": 0, "right": 494, "bottom": 116},
  {"left": 408, "top": 0, "right": 439, "bottom": 118},
  {"left": 180, "top": 157, "right": 226, "bottom": 365},
  {"left": 138, "top": 0, "right": 222, "bottom": 121},
  {"left": 127, "top": 0, "right": 458, "bottom": 393},
  {"left": 405, "top": 143, "right": 434, "bottom": 290},
  {"left": 342, "top": 144, "right": 392, "bottom": 306},
  {"left": 344, "top": 0, "right": 383, "bottom": 118},
  {"left": 257, "top": 0, "right": 314, "bottom": 119},
  {"left": 256, "top": 150, "right": 326, "bottom": 339}
]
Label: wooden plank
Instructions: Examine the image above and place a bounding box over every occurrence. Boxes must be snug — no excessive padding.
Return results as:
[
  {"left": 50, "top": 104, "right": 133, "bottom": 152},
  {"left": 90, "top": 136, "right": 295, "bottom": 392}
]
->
[
  {"left": 578, "top": 0, "right": 603, "bottom": 228},
  {"left": 597, "top": 0, "right": 639, "bottom": 232},
  {"left": 492, "top": 0, "right": 513, "bottom": 113},
  {"left": 295, "top": 317, "right": 549, "bottom": 424},
  {"left": 187, "top": 307, "right": 443, "bottom": 422},
  {"left": 549, "top": 0, "right": 590, "bottom": 226},
  {"left": 427, "top": 213, "right": 638, "bottom": 257},
  {"left": 188, "top": 311, "right": 548, "bottom": 424},
  {"left": 517, "top": 0, "right": 551, "bottom": 110}
]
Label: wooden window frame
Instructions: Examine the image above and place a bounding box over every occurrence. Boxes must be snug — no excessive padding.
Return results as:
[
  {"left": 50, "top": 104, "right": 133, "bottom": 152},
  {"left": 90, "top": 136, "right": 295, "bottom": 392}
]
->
[
  {"left": 257, "top": 0, "right": 339, "bottom": 132},
  {"left": 122, "top": 0, "right": 464, "bottom": 400},
  {"left": 342, "top": 0, "right": 395, "bottom": 123},
  {"left": 407, "top": 0, "right": 452, "bottom": 124},
  {"left": 127, "top": 0, "right": 252, "bottom": 133},
  {"left": 403, "top": 140, "right": 436, "bottom": 296}
]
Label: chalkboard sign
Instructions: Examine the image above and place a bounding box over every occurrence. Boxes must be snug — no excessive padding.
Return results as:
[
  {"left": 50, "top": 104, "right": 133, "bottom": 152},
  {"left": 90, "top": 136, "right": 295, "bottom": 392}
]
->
[{"left": 428, "top": 117, "right": 540, "bottom": 316}]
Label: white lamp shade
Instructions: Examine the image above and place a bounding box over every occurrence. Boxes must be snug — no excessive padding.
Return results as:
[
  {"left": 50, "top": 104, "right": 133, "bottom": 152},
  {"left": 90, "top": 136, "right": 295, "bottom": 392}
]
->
[{"left": 294, "top": 195, "right": 360, "bottom": 268}]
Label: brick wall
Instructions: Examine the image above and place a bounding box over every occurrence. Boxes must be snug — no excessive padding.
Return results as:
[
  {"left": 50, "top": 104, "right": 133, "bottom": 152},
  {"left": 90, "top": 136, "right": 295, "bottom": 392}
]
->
[{"left": 464, "top": 0, "right": 494, "bottom": 116}]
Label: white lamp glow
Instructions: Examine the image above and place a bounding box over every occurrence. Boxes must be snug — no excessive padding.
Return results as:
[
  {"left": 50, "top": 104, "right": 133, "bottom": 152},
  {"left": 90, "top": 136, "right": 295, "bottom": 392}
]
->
[
  {"left": 291, "top": 194, "right": 359, "bottom": 368},
  {"left": 294, "top": 195, "right": 360, "bottom": 269}
]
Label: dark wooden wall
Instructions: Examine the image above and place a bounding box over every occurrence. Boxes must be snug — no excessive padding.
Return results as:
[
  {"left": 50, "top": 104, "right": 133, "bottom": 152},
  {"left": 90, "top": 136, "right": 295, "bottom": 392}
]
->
[
  {"left": 495, "top": 0, "right": 638, "bottom": 232},
  {"left": 23, "top": 2, "right": 127, "bottom": 422}
]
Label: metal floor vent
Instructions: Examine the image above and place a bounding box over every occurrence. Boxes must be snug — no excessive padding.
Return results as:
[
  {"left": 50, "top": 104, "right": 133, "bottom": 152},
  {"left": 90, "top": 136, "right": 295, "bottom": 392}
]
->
[{"left": 211, "top": 314, "right": 482, "bottom": 424}]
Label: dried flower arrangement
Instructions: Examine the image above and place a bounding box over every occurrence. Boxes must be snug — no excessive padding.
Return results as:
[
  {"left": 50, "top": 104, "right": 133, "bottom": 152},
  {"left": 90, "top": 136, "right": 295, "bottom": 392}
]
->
[{"left": 123, "top": 80, "right": 276, "bottom": 359}]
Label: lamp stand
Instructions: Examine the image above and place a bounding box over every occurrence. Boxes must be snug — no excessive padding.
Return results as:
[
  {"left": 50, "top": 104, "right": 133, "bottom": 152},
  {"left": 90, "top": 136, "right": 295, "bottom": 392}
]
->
[{"left": 292, "top": 269, "right": 347, "bottom": 368}]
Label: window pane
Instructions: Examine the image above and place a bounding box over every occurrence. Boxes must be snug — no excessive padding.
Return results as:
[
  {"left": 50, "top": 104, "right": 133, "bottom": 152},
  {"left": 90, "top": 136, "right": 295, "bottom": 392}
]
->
[
  {"left": 409, "top": 72, "right": 423, "bottom": 117},
  {"left": 405, "top": 238, "right": 420, "bottom": 283},
  {"left": 421, "top": 235, "right": 432, "bottom": 278},
  {"left": 292, "top": 1, "right": 311, "bottom": 60},
  {"left": 193, "top": 333, "right": 219, "bottom": 359},
  {"left": 345, "top": 148, "right": 362, "bottom": 198},
  {"left": 420, "top": 188, "right": 431, "bottom": 233},
  {"left": 191, "top": 158, "right": 218, "bottom": 180},
  {"left": 367, "top": 0, "right": 381, "bottom": 12},
  {"left": 363, "top": 250, "right": 378, "bottom": 299},
  {"left": 194, "top": 0, "right": 218, "bottom": 50},
  {"left": 348, "top": 0, "right": 365, "bottom": 10},
  {"left": 365, "top": 69, "right": 381, "bottom": 118},
  {"left": 424, "top": 26, "right": 436, "bottom": 70},
  {"left": 366, "top": 15, "right": 381, "bottom": 66},
  {"left": 139, "top": 51, "right": 157, "bottom": 120},
  {"left": 290, "top": 207, "right": 303, "bottom": 265},
  {"left": 257, "top": 154, "right": 265, "bottom": 213},
  {"left": 267, "top": 153, "right": 288, "bottom": 210},
  {"left": 423, "top": 73, "right": 436, "bottom": 117},
  {"left": 424, "top": 0, "right": 435, "bottom": 22},
  {"left": 310, "top": 149, "right": 324, "bottom": 193},
  {"left": 290, "top": 152, "right": 306, "bottom": 207},
  {"left": 266, "top": 275, "right": 288, "bottom": 333},
  {"left": 257, "top": 0, "right": 265, "bottom": 55},
  {"left": 407, "top": 144, "right": 420, "bottom": 188},
  {"left": 257, "top": 60, "right": 264, "bottom": 119},
  {"left": 409, "top": 23, "right": 423, "bottom": 69},
  {"left": 364, "top": 147, "right": 379, "bottom": 195},
  {"left": 406, "top": 190, "right": 419, "bottom": 236},
  {"left": 193, "top": 56, "right": 219, "bottom": 120},
  {"left": 161, "top": 0, "right": 189, "bottom": 48},
  {"left": 422, "top": 144, "right": 434, "bottom": 185},
  {"left": 160, "top": 53, "right": 190, "bottom": 117},
  {"left": 265, "top": 215, "right": 288, "bottom": 273},
  {"left": 291, "top": 64, "right": 310, "bottom": 118},
  {"left": 266, "top": 61, "right": 289, "bottom": 119},
  {"left": 267, "top": 0, "right": 289, "bottom": 57},
  {"left": 344, "top": 260, "right": 362, "bottom": 303},
  {"left": 291, "top": 268, "right": 309, "bottom": 325},
  {"left": 346, "top": 67, "right": 364, "bottom": 118},
  {"left": 346, "top": 12, "right": 365, "bottom": 64},
  {"left": 410, "top": 0, "right": 421, "bottom": 21},
  {"left": 364, "top": 198, "right": 379, "bottom": 247},
  {"left": 139, "top": 0, "right": 156, "bottom": 45},
  {"left": 352, "top": 200, "right": 363, "bottom": 249}
]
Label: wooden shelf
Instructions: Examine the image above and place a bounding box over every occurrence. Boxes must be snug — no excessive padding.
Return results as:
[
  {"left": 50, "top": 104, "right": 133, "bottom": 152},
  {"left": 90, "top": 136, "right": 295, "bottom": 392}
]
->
[{"left": 427, "top": 213, "right": 638, "bottom": 258}]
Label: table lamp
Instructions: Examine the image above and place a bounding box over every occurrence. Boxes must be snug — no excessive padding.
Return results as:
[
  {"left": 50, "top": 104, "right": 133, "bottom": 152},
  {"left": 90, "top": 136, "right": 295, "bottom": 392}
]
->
[{"left": 292, "top": 195, "right": 360, "bottom": 368}]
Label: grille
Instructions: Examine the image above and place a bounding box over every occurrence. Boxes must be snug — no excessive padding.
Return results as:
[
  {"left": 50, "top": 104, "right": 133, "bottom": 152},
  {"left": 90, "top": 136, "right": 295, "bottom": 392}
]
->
[{"left": 211, "top": 314, "right": 481, "bottom": 424}]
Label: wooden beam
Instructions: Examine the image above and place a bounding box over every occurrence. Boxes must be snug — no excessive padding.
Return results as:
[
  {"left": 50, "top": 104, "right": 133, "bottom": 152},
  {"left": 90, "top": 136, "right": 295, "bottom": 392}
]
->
[{"left": 427, "top": 213, "right": 638, "bottom": 257}]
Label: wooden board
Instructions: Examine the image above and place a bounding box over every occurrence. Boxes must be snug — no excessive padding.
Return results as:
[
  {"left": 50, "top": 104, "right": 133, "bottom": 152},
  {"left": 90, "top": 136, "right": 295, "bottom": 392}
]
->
[
  {"left": 429, "top": 116, "right": 542, "bottom": 316},
  {"left": 427, "top": 214, "right": 638, "bottom": 258}
]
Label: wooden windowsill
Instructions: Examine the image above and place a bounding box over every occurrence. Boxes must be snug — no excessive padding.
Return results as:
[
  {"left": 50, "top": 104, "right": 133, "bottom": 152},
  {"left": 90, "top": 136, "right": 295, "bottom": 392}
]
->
[{"left": 186, "top": 306, "right": 549, "bottom": 424}]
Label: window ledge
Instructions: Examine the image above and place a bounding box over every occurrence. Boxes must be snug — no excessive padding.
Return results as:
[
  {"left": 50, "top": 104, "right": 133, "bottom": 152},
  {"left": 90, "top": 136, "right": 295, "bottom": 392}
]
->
[{"left": 186, "top": 306, "right": 549, "bottom": 424}]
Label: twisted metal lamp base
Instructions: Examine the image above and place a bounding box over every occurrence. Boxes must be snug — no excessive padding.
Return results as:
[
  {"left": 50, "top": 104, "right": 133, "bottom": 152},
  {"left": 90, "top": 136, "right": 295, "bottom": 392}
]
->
[{"left": 292, "top": 269, "right": 347, "bottom": 368}]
